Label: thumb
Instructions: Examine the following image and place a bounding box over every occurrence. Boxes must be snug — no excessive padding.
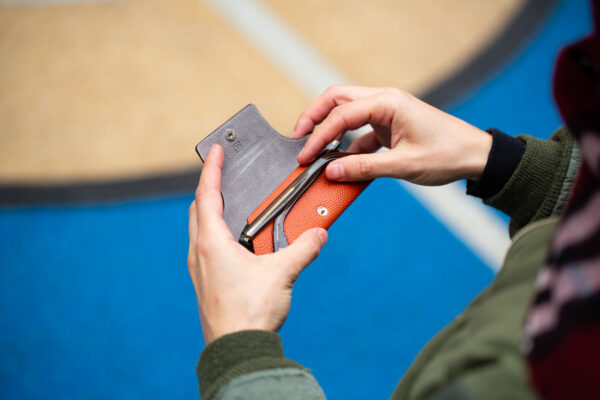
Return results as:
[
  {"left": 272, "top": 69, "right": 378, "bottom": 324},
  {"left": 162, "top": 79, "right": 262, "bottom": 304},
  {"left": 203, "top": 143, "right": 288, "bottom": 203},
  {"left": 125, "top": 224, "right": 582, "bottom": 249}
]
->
[
  {"left": 325, "top": 152, "right": 396, "bottom": 181},
  {"left": 278, "top": 228, "right": 328, "bottom": 280}
]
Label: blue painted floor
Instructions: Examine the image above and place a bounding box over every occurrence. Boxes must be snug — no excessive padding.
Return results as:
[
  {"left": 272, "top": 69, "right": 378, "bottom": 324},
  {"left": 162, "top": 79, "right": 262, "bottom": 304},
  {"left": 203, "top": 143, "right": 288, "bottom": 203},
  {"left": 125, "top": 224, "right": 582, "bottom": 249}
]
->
[{"left": 0, "top": 1, "right": 593, "bottom": 398}]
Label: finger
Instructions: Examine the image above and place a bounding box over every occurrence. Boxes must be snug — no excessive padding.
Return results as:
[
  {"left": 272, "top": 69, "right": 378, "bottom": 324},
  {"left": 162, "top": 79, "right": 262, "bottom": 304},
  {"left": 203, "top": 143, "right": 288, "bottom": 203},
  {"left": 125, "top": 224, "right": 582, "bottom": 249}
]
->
[
  {"left": 325, "top": 151, "right": 399, "bottom": 181},
  {"left": 277, "top": 228, "right": 327, "bottom": 281},
  {"left": 188, "top": 201, "right": 199, "bottom": 265},
  {"left": 189, "top": 201, "right": 199, "bottom": 239},
  {"left": 347, "top": 131, "right": 382, "bottom": 153},
  {"left": 195, "top": 145, "right": 233, "bottom": 239},
  {"left": 196, "top": 144, "right": 224, "bottom": 220},
  {"left": 291, "top": 86, "right": 380, "bottom": 138},
  {"left": 298, "top": 94, "right": 395, "bottom": 164}
]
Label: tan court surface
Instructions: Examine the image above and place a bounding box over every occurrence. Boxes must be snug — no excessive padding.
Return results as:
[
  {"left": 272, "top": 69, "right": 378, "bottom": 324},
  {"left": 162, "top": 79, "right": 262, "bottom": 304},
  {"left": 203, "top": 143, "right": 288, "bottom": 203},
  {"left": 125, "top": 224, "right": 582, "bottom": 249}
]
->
[{"left": 0, "top": 0, "right": 524, "bottom": 184}]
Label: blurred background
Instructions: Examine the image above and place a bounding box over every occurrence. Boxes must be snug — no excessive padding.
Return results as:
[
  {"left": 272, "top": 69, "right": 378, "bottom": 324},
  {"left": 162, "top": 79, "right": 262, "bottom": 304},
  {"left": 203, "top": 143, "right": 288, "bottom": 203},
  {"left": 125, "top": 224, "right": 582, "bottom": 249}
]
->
[{"left": 0, "top": 0, "right": 593, "bottom": 398}]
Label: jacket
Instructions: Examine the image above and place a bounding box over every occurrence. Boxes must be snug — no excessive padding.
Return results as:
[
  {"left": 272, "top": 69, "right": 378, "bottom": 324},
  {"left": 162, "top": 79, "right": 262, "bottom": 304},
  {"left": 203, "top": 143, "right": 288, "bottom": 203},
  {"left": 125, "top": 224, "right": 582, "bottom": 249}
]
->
[{"left": 196, "top": 127, "right": 581, "bottom": 400}]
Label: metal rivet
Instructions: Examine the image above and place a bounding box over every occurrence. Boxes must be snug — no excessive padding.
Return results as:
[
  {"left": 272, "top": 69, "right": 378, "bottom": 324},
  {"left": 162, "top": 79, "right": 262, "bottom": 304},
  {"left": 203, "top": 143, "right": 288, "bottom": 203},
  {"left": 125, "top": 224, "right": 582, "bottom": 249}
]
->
[
  {"left": 224, "top": 129, "right": 235, "bottom": 142},
  {"left": 317, "top": 206, "right": 328, "bottom": 216}
]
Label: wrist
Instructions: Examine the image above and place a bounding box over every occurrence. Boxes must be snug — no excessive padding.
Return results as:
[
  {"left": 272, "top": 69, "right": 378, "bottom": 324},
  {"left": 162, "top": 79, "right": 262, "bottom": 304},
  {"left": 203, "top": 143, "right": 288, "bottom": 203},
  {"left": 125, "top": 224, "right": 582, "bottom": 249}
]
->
[
  {"left": 201, "top": 313, "right": 277, "bottom": 345},
  {"left": 463, "top": 126, "right": 493, "bottom": 182},
  {"left": 466, "top": 128, "right": 526, "bottom": 199},
  {"left": 202, "top": 323, "right": 257, "bottom": 345}
]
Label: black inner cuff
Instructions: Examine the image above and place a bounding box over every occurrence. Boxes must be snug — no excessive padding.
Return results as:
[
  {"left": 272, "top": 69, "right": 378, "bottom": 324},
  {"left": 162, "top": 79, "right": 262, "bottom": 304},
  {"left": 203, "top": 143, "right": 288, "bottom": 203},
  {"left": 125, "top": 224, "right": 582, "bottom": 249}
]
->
[{"left": 467, "top": 128, "right": 526, "bottom": 199}]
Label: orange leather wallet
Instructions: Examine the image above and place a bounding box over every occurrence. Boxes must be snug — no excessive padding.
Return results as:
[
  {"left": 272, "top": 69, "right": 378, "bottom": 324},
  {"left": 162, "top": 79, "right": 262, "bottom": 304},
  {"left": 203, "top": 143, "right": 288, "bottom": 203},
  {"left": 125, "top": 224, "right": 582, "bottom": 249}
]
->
[
  {"left": 247, "top": 163, "right": 370, "bottom": 255},
  {"left": 196, "top": 104, "right": 370, "bottom": 255}
]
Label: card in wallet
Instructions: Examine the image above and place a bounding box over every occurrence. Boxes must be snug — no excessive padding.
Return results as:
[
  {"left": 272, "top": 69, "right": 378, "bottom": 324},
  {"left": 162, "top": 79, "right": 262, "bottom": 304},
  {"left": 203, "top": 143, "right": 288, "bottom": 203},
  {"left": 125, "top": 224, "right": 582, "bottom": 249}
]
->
[{"left": 196, "top": 104, "right": 370, "bottom": 255}]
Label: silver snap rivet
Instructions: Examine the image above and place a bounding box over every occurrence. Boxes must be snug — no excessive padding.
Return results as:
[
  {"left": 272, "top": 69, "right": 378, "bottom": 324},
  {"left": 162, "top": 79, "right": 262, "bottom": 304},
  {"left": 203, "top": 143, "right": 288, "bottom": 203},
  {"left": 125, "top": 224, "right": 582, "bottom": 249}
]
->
[
  {"left": 224, "top": 129, "right": 235, "bottom": 142},
  {"left": 317, "top": 206, "right": 328, "bottom": 216}
]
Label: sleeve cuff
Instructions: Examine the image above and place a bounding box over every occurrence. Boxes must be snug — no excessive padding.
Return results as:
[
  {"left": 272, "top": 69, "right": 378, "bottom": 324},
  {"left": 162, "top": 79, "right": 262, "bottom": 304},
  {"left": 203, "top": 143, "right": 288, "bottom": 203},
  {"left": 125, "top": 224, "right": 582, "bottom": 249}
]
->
[
  {"left": 483, "top": 127, "right": 576, "bottom": 236},
  {"left": 197, "top": 330, "right": 305, "bottom": 399},
  {"left": 467, "top": 128, "right": 526, "bottom": 199}
]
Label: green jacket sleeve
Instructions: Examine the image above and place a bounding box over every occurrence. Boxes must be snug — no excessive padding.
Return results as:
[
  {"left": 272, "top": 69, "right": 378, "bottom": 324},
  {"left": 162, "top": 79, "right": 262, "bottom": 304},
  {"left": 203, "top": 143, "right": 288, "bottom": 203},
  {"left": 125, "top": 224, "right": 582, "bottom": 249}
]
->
[
  {"left": 195, "top": 128, "right": 581, "bottom": 400},
  {"left": 388, "top": 128, "right": 582, "bottom": 400},
  {"left": 482, "top": 127, "right": 580, "bottom": 236},
  {"left": 196, "top": 330, "right": 326, "bottom": 400}
]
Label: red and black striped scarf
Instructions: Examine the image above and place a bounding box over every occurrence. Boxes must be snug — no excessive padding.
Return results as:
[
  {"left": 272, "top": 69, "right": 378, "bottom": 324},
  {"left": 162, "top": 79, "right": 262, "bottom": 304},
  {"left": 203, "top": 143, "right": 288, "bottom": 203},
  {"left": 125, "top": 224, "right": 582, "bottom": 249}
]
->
[{"left": 524, "top": 1, "right": 600, "bottom": 398}]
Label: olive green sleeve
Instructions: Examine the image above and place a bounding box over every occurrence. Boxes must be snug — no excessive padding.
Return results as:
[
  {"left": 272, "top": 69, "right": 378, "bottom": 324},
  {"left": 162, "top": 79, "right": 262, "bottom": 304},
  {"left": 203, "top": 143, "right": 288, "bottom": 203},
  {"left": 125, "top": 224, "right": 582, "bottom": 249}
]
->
[
  {"left": 483, "top": 127, "right": 580, "bottom": 237},
  {"left": 196, "top": 330, "right": 325, "bottom": 400}
]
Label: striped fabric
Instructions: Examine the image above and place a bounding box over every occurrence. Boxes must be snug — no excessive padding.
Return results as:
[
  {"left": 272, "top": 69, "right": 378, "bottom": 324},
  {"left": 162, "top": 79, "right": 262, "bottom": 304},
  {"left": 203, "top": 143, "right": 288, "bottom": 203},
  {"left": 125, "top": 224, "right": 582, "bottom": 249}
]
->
[{"left": 524, "top": 1, "right": 600, "bottom": 398}]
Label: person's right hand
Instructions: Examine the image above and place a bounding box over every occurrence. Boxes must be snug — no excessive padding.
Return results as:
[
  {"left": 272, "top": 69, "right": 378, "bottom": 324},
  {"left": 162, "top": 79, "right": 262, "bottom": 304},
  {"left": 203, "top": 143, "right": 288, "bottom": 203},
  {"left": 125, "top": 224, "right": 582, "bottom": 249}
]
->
[{"left": 292, "top": 86, "right": 493, "bottom": 186}]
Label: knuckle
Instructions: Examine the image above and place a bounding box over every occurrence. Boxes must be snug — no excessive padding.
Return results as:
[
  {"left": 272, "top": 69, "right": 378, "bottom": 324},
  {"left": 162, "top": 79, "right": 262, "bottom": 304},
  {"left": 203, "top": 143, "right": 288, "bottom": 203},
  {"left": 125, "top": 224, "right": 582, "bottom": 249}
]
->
[
  {"left": 328, "top": 106, "right": 341, "bottom": 118},
  {"left": 383, "top": 87, "right": 402, "bottom": 96},
  {"left": 195, "top": 187, "right": 219, "bottom": 205},
  {"left": 194, "top": 187, "right": 204, "bottom": 201},
  {"left": 195, "top": 238, "right": 209, "bottom": 254},
  {"left": 187, "top": 254, "right": 195, "bottom": 268},
  {"left": 383, "top": 87, "right": 408, "bottom": 105},
  {"left": 298, "top": 111, "right": 309, "bottom": 123},
  {"left": 357, "top": 157, "right": 373, "bottom": 176},
  {"left": 383, "top": 87, "right": 403, "bottom": 102},
  {"left": 328, "top": 108, "right": 346, "bottom": 126},
  {"left": 324, "top": 84, "right": 341, "bottom": 96}
]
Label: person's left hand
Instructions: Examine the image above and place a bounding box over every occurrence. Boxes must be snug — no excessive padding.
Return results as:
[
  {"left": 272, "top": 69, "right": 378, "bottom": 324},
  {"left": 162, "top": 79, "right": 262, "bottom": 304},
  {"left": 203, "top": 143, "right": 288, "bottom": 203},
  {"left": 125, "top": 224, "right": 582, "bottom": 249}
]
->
[{"left": 188, "top": 144, "right": 328, "bottom": 344}]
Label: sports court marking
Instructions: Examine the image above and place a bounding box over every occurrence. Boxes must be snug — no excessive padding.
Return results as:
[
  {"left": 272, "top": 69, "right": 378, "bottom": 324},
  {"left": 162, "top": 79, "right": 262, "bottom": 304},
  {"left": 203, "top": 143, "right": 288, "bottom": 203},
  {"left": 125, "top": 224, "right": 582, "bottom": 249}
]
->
[{"left": 204, "top": 0, "right": 510, "bottom": 271}]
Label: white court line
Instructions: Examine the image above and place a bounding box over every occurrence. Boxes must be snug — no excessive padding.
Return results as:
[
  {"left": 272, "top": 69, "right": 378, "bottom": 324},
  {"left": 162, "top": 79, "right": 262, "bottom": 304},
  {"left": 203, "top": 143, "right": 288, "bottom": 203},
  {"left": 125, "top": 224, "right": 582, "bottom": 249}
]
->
[
  {"left": 203, "top": 0, "right": 347, "bottom": 97},
  {"left": 204, "top": 0, "right": 510, "bottom": 271},
  {"left": 402, "top": 182, "right": 509, "bottom": 269}
]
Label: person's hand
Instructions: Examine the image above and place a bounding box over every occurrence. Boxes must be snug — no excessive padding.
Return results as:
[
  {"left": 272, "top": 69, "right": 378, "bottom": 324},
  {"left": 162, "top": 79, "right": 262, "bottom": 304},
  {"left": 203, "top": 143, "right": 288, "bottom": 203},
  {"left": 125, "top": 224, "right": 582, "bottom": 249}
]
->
[
  {"left": 188, "top": 144, "right": 328, "bottom": 344},
  {"left": 293, "top": 86, "right": 492, "bottom": 185}
]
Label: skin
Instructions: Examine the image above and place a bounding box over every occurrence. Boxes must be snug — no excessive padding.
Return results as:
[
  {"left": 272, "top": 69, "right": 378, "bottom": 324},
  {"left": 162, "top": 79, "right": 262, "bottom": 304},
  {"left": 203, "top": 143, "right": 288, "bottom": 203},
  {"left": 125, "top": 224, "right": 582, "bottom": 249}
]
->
[
  {"left": 188, "top": 86, "right": 492, "bottom": 344},
  {"left": 293, "top": 86, "right": 492, "bottom": 184},
  {"left": 188, "top": 144, "right": 327, "bottom": 344}
]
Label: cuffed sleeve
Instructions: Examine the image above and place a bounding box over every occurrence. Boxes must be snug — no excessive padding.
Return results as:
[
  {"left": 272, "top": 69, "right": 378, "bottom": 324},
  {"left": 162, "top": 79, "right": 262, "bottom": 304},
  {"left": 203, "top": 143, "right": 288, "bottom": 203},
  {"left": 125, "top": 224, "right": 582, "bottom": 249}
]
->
[
  {"left": 469, "top": 127, "right": 580, "bottom": 237},
  {"left": 467, "top": 129, "right": 526, "bottom": 198},
  {"left": 197, "top": 330, "right": 323, "bottom": 400}
]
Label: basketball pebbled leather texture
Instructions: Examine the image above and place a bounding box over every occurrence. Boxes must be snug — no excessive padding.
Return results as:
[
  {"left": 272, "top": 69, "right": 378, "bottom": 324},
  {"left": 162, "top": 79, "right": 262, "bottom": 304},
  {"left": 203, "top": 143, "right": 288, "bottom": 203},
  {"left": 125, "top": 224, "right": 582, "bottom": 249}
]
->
[{"left": 247, "top": 165, "right": 371, "bottom": 255}]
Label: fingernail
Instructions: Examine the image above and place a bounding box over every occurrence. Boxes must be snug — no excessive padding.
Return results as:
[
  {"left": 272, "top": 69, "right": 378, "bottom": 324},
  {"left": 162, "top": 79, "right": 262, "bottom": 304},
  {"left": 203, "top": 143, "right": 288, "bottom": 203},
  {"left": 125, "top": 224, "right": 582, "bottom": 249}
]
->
[
  {"left": 316, "top": 228, "right": 328, "bottom": 245},
  {"left": 327, "top": 162, "right": 344, "bottom": 180},
  {"left": 297, "top": 149, "right": 305, "bottom": 162}
]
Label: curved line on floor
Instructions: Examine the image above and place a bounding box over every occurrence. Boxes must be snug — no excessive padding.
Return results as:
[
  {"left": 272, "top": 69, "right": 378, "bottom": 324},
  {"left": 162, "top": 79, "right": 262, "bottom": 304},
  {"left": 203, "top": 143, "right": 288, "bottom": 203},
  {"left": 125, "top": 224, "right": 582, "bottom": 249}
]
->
[{"left": 0, "top": 0, "right": 558, "bottom": 206}]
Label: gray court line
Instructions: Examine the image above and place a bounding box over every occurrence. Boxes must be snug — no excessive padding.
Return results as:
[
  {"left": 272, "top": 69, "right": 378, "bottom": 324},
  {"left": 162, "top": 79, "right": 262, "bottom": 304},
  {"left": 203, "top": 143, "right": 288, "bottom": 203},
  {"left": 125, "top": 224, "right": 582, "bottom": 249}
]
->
[{"left": 204, "top": 0, "right": 510, "bottom": 271}]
